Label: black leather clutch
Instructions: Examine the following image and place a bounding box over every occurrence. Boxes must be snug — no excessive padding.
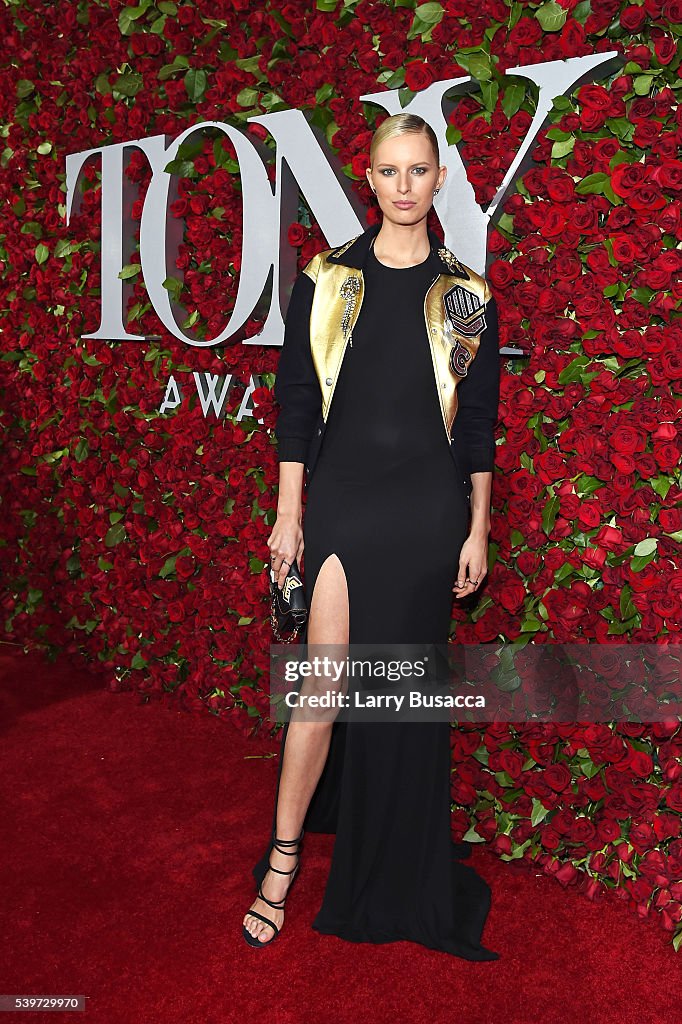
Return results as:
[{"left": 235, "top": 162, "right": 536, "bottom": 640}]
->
[{"left": 269, "top": 559, "right": 308, "bottom": 642}]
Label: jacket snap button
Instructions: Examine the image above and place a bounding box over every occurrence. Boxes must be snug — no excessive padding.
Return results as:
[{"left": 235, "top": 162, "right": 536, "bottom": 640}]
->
[
  {"left": 317, "top": 428, "right": 322, "bottom": 435},
  {"left": 431, "top": 328, "right": 437, "bottom": 334},
  {"left": 325, "top": 377, "right": 332, "bottom": 385}
]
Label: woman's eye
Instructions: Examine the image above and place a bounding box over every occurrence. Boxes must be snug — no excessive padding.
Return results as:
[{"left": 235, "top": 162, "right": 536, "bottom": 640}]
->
[{"left": 380, "top": 167, "right": 427, "bottom": 175}]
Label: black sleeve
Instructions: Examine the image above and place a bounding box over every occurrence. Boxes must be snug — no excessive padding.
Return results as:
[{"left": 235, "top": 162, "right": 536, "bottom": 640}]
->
[
  {"left": 454, "top": 295, "right": 501, "bottom": 475},
  {"left": 274, "top": 271, "right": 321, "bottom": 463}
]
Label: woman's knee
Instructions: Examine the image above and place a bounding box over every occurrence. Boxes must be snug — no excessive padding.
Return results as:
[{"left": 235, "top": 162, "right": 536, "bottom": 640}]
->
[{"left": 307, "top": 552, "right": 350, "bottom": 646}]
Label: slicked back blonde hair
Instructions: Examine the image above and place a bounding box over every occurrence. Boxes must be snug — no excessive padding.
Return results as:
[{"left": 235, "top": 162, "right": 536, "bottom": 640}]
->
[{"left": 369, "top": 113, "right": 439, "bottom": 167}]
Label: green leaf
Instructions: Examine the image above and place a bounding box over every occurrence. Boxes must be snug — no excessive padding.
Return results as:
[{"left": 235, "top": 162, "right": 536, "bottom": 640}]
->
[
  {"left": 236, "top": 86, "right": 260, "bottom": 108},
  {"left": 456, "top": 51, "right": 493, "bottom": 82},
  {"left": 536, "top": 1, "right": 567, "bottom": 31},
  {"left": 37, "top": 141, "right": 52, "bottom": 156},
  {"left": 315, "top": 82, "right": 334, "bottom": 104},
  {"left": 54, "top": 239, "right": 73, "bottom": 258},
  {"left": 650, "top": 476, "right": 671, "bottom": 500},
  {"left": 118, "top": 1, "right": 151, "bottom": 35},
  {"left": 480, "top": 79, "right": 499, "bottom": 112},
  {"left": 80, "top": 352, "right": 101, "bottom": 366},
  {"left": 73, "top": 438, "right": 89, "bottom": 462},
  {"left": 502, "top": 82, "right": 526, "bottom": 119},
  {"left": 158, "top": 56, "right": 190, "bottom": 81},
  {"left": 573, "top": 0, "right": 592, "bottom": 22},
  {"left": 35, "top": 243, "right": 49, "bottom": 265},
  {"left": 184, "top": 68, "right": 208, "bottom": 103},
  {"left": 551, "top": 136, "right": 575, "bottom": 159},
  {"left": 630, "top": 538, "right": 657, "bottom": 572},
  {"left": 633, "top": 76, "right": 654, "bottom": 97},
  {"left": 414, "top": 1, "right": 444, "bottom": 24},
  {"left": 16, "top": 79, "right": 35, "bottom": 98},
  {"left": 159, "top": 555, "right": 178, "bottom": 578},
  {"left": 579, "top": 759, "right": 601, "bottom": 779},
  {"left": 557, "top": 355, "right": 590, "bottom": 385},
  {"left": 499, "top": 838, "right": 532, "bottom": 861},
  {"left": 633, "top": 538, "right": 657, "bottom": 557},
  {"left": 162, "top": 276, "right": 183, "bottom": 298},
  {"left": 531, "top": 798, "right": 549, "bottom": 826},
  {"left": 118, "top": 263, "right": 141, "bottom": 280},
  {"left": 113, "top": 72, "right": 144, "bottom": 98},
  {"left": 542, "top": 494, "right": 561, "bottom": 536},
  {"left": 105, "top": 522, "right": 127, "bottom": 547},
  {"left": 606, "top": 117, "right": 635, "bottom": 142},
  {"left": 574, "top": 172, "right": 610, "bottom": 195},
  {"left": 462, "top": 825, "right": 486, "bottom": 843}
]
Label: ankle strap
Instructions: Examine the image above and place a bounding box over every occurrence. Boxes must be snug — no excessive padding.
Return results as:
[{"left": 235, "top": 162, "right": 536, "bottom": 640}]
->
[{"left": 272, "top": 827, "right": 304, "bottom": 855}]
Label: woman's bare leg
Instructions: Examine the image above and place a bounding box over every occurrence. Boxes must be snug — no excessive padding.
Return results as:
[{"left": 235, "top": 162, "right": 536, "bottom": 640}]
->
[{"left": 243, "top": 554, "right": 349, "bottom": 942}]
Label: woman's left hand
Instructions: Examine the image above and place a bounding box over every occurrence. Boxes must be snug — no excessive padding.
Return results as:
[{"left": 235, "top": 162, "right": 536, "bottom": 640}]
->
[{"left": 452, "top": 532, "right": 488, "bottom": 599}]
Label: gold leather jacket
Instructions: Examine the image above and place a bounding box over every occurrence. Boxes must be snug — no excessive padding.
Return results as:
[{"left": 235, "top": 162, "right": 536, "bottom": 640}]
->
[{"left": 275, "top": 223, "right": 500, "bottom": 500}]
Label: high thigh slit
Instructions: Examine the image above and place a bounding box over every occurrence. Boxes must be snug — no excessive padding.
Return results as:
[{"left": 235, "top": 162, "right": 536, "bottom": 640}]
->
[{"left": 253, "top": 242, "right": 499, "bottom": 960}]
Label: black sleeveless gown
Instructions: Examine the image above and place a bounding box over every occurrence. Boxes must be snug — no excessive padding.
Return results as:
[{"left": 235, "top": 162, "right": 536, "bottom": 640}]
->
[{"left": 253, "top": 243, "right": 499, "bottom": 960}]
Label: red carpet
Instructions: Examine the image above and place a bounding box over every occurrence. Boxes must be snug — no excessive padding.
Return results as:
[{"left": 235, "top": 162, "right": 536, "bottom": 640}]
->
[{"left": 0, "top": 645, "right": 679, "bottom": 1024}]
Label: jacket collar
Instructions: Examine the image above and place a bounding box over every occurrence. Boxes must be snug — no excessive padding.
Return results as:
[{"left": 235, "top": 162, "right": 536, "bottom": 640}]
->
[{"left": 325, "top": 221, "right": 470, "bottom": 280}]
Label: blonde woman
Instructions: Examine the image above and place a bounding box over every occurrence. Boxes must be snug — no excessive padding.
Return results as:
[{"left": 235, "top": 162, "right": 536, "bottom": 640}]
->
[{"left": 243, "top": 113, "right": 501, "bottom": 961}]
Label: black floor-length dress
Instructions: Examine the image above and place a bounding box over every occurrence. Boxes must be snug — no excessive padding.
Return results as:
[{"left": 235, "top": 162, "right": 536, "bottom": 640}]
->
[{"left": 253, "top": 242, "right": 499, "bottom": 960}]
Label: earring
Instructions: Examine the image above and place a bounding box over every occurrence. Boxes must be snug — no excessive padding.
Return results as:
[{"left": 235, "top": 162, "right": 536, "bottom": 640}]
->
[{"left": 434, "top": 188, "right": 440, "bottom": 195}]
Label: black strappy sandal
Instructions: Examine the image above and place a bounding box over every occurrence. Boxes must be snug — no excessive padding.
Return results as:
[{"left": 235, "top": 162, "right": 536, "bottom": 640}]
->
[{"left": 242, "top": 828, "right": 304, "bottom": 948}]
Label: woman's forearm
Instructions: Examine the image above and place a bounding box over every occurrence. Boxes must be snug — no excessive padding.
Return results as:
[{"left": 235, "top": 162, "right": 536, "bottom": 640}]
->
[
  {"left": 277, "top": 461, "right": 306, "bottom": 519},
  {"left": 468, "top": 471, "right": 492, "bottom": 538}
]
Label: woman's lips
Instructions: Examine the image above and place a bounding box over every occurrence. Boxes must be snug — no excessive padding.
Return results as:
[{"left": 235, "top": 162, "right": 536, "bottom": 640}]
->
[{"left": 393, "top": 201, "right": 416, "bottom": 208}]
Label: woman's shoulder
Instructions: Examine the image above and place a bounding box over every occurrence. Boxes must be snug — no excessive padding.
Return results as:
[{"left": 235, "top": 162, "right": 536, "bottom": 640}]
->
[
  {"left": 440, "top": 249, "right": 491, "bottom": 299},
  {"left": 300, "top": 232, "right": 362, "bottom": 283}
]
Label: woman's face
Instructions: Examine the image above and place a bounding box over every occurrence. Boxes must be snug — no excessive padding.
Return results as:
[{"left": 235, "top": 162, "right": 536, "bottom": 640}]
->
[{"left": 366, "top": 132, "right": 446, "bottom": 226}]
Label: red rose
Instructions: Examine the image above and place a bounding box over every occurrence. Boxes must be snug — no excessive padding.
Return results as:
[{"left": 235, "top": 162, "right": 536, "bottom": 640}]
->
[
  {"left": 560, "top": 20, "right": 586, "bottom": 57},
  {"left": 609, "top": 234, "right": 637, "bottom": 263},
  {"left": 287, "top": 223, "right": 307, "bottom": 247},
  {"left": 654, "top": 35, "right": 677, "bottom": 65},
  {"left": 611, "top": 162, "right": 647, "bottom": 197},
  {"left": 509, "top": 17, "right": 542, "bottom": 46},
  {"left": 666, "top": 783, "right": 682, "bottom": 813},
  {"left": 596, "top": 817, "right": 622, "bottom": 844},
  {"left": 629, "top": 751, "right": 654, "bottom": 778},
  {"left": 620, "top": 5, "right": 647, "bottom": 30},
  {"left": 544, "top": 764, "right": 572, "bottom": 792},
  {"left": 555, "top": 862, "right": 579, "bottom": 886},
  {"left": 405, "top": 61, "right": 435, "bottom": 92},
  {"left": 653, "top": 813, "right": 681, "bottom": 841}
]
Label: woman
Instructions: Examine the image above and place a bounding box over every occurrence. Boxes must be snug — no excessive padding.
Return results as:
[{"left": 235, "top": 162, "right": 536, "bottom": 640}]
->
[{"left": 243, "top": 113, "right": 501, "bottom": 960}]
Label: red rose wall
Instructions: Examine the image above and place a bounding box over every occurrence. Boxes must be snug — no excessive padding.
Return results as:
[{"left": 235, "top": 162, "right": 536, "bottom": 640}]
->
[{"left": 1, "top": 0, "right": 681, "bottom": 946}]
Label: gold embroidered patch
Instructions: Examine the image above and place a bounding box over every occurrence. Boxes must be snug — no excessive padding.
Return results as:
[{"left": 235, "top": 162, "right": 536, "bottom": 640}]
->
[
  {"left": 437, "top": 246, "right": 468, "bottom": 278},
  {"left": 339, "top": 276, "right": 361, "bottom": 345},
  {"left": 443, "top": 283, "right": 487, "bottom": 338}
]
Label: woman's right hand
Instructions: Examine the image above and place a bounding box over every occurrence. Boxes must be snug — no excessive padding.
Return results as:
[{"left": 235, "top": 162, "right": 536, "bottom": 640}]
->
[{"left": 267, "top": 512, "right": 304, "bottom": 590}]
